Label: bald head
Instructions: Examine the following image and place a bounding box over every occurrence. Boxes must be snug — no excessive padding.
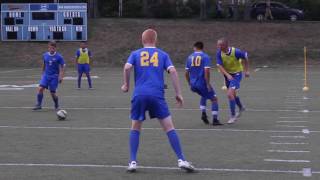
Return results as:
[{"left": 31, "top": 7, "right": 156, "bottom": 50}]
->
[
  {"left": 217, "top": 38, "right": 229, "bottom": 53},
  {"left": 142, "top": 29, "right": 157, "bottom": 47}
]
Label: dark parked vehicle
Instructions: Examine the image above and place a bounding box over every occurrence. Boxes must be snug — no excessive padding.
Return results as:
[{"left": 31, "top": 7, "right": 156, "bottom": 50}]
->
[{"left": 251, "top": 1, "right": 304, "bottom": 21}]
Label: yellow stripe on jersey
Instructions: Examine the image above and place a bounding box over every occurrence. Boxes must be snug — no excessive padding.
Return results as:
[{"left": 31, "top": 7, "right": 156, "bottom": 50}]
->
[
  {"left": 221, "top": 47, "right": 243, "bottom": 73},
  {"left": 77, "top": 48, "right": 90, "bottom": 64}
]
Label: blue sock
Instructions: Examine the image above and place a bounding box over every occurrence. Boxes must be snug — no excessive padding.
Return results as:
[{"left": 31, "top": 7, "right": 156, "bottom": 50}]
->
[
  {"left": 37, "top": 93, "right": 43, "bottom": 106},
  {"left": 200, "top": 97, "right": 206, "bottom": 113},
  {"left": 86, "top": 73, "right": 92, "bottom": 88},
  {"left": 52, "top": 95, "right": 59, "bottom": 109},
  {"left": 229, "top": 99, "right": 236, "bottom": 116},
  {"left": 211, "top": 101, "right": 219, "bottom": 120},
  {"left": 167, "top": 130, "right": 185, "bottom": 160},
  {"left": 129, "top": 130, "right": 140, "bottom": 162},
  {"left": 235, "top": 96, "right": 243, "bottom": 109},
  {"left": 77, "top": 74, "right": 82, "bottom": 88}
]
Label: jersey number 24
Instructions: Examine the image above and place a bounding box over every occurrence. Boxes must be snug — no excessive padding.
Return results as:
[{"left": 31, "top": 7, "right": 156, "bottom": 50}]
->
[{"left": 140, "top": 51, "right": 159, "bottom": 67}]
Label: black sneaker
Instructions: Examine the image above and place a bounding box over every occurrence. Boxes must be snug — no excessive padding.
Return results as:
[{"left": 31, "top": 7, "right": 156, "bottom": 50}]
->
[
  {"left": 212, "top": 119, "right": 224, "bottom": 126},
  {"left": 201, "top": 112, "right": 209, "bottom": 125},
  {"left": 32, "top": 105, "right": 42, "bottom": 110}
]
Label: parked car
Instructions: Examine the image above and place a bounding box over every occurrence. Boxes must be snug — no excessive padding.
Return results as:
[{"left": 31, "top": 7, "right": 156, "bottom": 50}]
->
[{"left": 251, "top": 1, "right": 304, "bottom": 21}]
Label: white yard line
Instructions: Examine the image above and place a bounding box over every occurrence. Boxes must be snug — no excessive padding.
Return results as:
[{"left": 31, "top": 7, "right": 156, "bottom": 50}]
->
[{"left": 0, "top": 163, "right": 317, "bottom": 177}]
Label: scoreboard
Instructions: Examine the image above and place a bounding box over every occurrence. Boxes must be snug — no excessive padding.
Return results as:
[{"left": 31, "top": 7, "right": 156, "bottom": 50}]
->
[{"left": 1, "top": 3, "right": 87, "bottom": 41}]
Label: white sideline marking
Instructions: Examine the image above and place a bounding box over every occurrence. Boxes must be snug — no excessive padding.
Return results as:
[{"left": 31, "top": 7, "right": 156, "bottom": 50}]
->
[
  {"left": 300, "top": 110, "right": 310, "bottom": 113},
  {"left": 0, "top": 125, "right": 305, "bottom": 133},
  {"left": 1, "top": 106, "right": 320, "bottom": 113},
  {"left": 63, "top": 76, "right": 99, "bottom": 80},
  {"left": 303, "top": 168, "right": 312, "bottom": 177},
  {"left": 279, "top": 117, "right": 306, "bottom": 119},
  {"left": 270, "top": 136, "right": 306, "bottom": 138},
  {"left": 254, "top": 68, "right": 261, "bottom": 72},
  {"left": 302, "top": 129, "right": 310, "bottom": 134},
  {"left": 270, "top": 142, "right": 309, "bottom": 145},
  {"left": 0, "top": 88, "right": 24, "bottom": 91},
  {"left": 284, "top": 102, "right": 303, "bottom": 104},
  {"left": 264, "top": 159, "right": 310, "bottom": 163},
  {"left": 267, "top": 150, "right": 310, "bottom": 153},
  {"left": 0, "top": 69, "right": 35, "bottom": 73},
  {"left": 276, "top": 125, "right": 308, "bottom": 128},
  {"left": 276, "top": 121, "right": 308, "bottom": 123},
  {"left": 0, "top": 163, "right": 317, "bottom": 176},
  {"left": 0, "top": 84, "right": 38, "bottom": 88}
]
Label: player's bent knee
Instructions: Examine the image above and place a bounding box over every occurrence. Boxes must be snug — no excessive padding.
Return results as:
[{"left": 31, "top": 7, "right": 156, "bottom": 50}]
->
[
  {"left": 159, "top": 116, "right": 175, "bottom": 132},
  {"left": 131, "top": 120, "right": 142, "bottom": 131}
]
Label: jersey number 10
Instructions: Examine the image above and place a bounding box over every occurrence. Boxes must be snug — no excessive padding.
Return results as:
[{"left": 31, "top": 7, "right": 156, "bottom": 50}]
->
[
  {"left": 140, "top": 51, "right": 159, "bottom": 67},
  {"left": 191, "top": 56, "right": 202, "bottom": 67}
]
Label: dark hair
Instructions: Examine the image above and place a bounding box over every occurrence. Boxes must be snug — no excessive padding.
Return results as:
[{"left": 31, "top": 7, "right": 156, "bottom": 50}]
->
[
  {"left": 48, "top": 40, "right": 57, "bottom": 47},
  {"left": 193, "top": 41, "right": 204, "bottom": 50},
  {"left": 81, "top": 41, "right": 87, "bottom": 44}
]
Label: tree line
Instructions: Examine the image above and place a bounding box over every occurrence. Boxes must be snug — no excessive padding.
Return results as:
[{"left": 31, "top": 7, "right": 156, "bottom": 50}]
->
[{"left": 1, "top": 0, "right": 320, "bottom": 20}]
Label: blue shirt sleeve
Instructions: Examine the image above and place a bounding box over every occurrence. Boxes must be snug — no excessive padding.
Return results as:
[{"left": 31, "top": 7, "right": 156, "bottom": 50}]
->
[
  {"left": 185, "top": 56, "right": 191, "bottom": 70},
  {"left": 235, "top": 48, "right": 248, "bottom": 60},
  {"left": 164, "top": 54, "right": 174, "bottom": 71},
  {"left": 88, "top": 50, "right": 92, "bottom": 57},
  {"left": 59, "top": 55, "right": 65, "bottom": 65},
  {"left": 204, "top": 55, "right": 211, "bottom": 68},
  {"left": 216, "top": 51, "right": 223, "bottom": 66},
  {"left": 127, "top": 52, "right": 136, "bottom": 66}
]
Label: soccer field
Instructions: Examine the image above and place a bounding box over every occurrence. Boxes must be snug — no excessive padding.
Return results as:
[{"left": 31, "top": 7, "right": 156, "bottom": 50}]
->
[{"left": 0, "top": 66, "right": 319, "bottom": 180}]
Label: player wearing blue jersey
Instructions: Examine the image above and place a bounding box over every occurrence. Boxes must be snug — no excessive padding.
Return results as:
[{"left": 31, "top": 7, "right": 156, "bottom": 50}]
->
[
  {"left": 185, "top": 42, "right": 222, "bottom": 126},
  {"left": 216, "top": 38, "right": 250, "bottom": 124},
  {"left": 121, "top": 29, "right": 195, "bottom": 173},
  {"left": 75, "top": 41, "right": 93, "bottom": 89},
  {"left": 33, "top": 41, "right": 65, "bottom": 111}
]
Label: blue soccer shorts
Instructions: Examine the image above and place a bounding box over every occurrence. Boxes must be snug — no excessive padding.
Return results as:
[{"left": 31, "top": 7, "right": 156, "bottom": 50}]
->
[
  {"left": 224, "top": 72, "right": 242, "bottom": 90},
  {"left": 191, "top": 83, "right": 217, "bottom": 100},
  {"left": 130, "top": 95, "right": 171, "bottom": 121},
  {"left": 78, "top": 64, "right": 90, "bottom": 74},
  {"left": 39, "top": 74, "right": 59, "bottom": 93}
]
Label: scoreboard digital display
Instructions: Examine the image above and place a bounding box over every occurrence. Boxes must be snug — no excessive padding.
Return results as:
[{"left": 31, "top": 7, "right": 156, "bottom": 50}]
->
[{"left": 1, "top": 3, "right": 87, "bottom": 41}]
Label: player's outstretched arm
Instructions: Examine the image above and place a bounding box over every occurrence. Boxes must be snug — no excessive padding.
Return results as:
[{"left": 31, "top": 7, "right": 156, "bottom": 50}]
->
[
  {"left": 217, "top": 64, "right": 233, "bottom": 80},
  {"left": 59, "top": 64, "right": 65, "bottom": 83},
  {"left": 204, "top": 68, "right": 213, "bottom": 91},
  {"left": 121, "top": 63, "right": 132, "bottom": 93},
  {"left": 41, "top": 62, "right": 45, "bottom": 74},
  {"left": 242, "top": 58, "right": 250, "bottom": 78},
  {"left": 185, "top": 70, "right": 190, "bottom": 86},
  {"left": 168, "top": 67, "right": 184, "bottom": 107}
]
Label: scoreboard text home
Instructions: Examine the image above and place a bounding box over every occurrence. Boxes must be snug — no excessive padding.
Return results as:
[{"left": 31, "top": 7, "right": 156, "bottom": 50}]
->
[{"left": 1, "top": 3, "right": 87, "bottom": 41}]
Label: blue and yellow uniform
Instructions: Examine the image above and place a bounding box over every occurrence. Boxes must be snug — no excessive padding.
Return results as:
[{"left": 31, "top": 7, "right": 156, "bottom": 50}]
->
[
  {"left": 185, "top": 51, "right": 216, "bottom": 99},
  {"left": 127, "top": 47, "right": 174, "bottom": 121},
  {"left": 76, "top": 48, "right": 92, "bottom": 74},
  {"left": 39, "top": 52, "right": 65, "bottom": 93},
  {"left": 216, "top": 47, "right": 248, "bottom": 89}
]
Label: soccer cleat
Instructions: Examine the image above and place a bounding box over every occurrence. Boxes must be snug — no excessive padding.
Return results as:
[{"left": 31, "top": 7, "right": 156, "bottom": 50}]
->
[
  {"left": 32, "top": 105, "right": 42, "bottom": 110},
  {"left": 201, "top": 112, "right": 209, "bottom": 125},
  {"left": 89, "top": 87, "right": 94, "bottom": 90},
  {"left": 227, "top": 116, "right": 237, "bottom": 124},
  {"left": 127, "top": 161, "right": 137, "bottom": 173},
  {"left": 236, "top": 107, "right": 246, "bottom": 118},
  {"left": 212, "top": 119, "right": 224, "bottom": 126},
  {"left": 178, "top": 159, "right": 195, "bottom": 172}
]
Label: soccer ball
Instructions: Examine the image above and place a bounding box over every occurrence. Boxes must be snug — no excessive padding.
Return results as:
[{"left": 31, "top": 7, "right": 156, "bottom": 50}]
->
[{"left": 56, "top": 109, "right": 67, "bottom": 120}]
